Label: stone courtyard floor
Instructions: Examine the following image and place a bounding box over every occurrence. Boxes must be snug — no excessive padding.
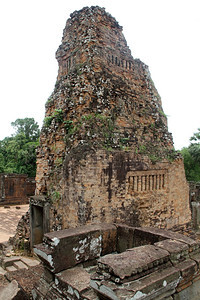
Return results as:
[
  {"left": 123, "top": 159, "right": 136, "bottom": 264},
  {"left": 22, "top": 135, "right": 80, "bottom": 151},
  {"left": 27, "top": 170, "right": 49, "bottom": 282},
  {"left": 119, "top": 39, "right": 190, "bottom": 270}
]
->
[
  {"left": 0, "top": 205, "right": 29, "bottom": 243},
  {"left": 0, "top": 204, "right": 43, "bottom": 298}
]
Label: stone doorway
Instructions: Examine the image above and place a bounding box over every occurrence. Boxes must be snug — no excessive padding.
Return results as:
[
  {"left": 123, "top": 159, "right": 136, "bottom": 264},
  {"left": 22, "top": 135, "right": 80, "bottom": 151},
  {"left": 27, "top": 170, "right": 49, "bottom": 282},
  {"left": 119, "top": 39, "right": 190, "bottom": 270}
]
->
[
  {"left": 31, "top": 205, "right": 43, "bottom": 246},
  {"left": 30, "top": 196, "right": 50, "bottom": 248}
]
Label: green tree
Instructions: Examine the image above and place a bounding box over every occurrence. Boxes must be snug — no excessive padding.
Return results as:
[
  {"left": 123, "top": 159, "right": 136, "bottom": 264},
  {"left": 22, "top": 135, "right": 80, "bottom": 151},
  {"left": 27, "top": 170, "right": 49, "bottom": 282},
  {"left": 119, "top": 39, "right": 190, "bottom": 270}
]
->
[
  {"left": 11, "top": 118, "right": 40, "bottom": 142},
  {"left": 0, "top": 118, "right": 40, "bottom": 177},
  {"left": 190, "top": 128, "right": 200, "bottom": 143},
  {"left": 181, "top": 128, "right": 200, "bottom": 182}
]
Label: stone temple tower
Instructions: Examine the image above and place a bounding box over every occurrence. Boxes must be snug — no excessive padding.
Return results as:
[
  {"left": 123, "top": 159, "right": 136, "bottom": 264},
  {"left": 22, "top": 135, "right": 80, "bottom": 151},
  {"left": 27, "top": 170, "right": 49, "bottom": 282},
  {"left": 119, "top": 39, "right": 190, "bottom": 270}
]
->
[{"left": 30, "top": 6, "right": 191, "bottom": 245}]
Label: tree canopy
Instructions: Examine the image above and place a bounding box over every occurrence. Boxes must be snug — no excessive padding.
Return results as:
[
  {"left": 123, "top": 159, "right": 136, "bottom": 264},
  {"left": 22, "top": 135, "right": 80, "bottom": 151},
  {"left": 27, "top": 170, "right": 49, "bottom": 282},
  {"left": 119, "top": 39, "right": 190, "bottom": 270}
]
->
[
  {"left": 0, "top": 118, "right": 40, "bottom": 177},
  {"left": 181, "top": 128, "right": 200, "bottom": 182}
]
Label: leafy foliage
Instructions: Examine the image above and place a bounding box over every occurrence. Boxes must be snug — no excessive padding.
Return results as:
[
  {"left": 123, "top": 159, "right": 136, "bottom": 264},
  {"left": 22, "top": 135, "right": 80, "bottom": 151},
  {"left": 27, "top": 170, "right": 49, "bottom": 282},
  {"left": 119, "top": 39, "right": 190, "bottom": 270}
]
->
[
  {"left": 0, "top": 118, "right": 40, "bottom": 177},
  {"left": 181, "top": 128, "right": 200, "bottom": 182},
  {"left": 43, "top": 109, "right": 64, "bottom": 128},
  {"left": 11, "top": 118, "right": 40, "bottom": 142}
]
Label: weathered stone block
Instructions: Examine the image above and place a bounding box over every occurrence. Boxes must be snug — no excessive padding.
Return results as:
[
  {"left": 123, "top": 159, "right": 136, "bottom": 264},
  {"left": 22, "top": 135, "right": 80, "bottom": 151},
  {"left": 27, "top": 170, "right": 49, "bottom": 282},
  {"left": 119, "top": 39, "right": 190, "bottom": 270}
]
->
[
  {"left": 98, "top": 244, "right": 169, "bottom": 280},
  {"left": 34, "top": 223, "right": 117, "bottom": 273},
  {"left": 190, "top": 253, "right": 200, "bottom": 267},
  {"left": 155, "top": 239, "right": 189, "bottom": 264},
  {"left": 176, "top": 259, "right": 197, "bottom": 279},
  {"left": 91, "top": 266, "right": 180, "bottom": 300},
  {"left": 55, "top": 266, "right": 91, "bottom": 299},
  {"left": 136, "top": 227, "right": 198, "bottom": 252},
  {"left": 0, "top": 267, "right": 7, "bottom": 276},
  {"left": 175, "top": 259, "right": 198, "bottom": 293},
  {"left": 32, "top": 224, "right": 200, "bottom": 299},
  {"left": 81, "top": 289, "right": 99, "bottom": 300}
]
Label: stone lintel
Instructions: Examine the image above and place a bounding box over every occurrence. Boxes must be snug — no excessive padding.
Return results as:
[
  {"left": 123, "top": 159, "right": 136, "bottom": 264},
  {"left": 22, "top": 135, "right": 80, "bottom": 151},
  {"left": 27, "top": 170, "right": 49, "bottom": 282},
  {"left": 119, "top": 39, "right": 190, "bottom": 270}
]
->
[
  {"left": 98, "top": 245, "right": 169, "bottom": 279},
  {"left": 30, "top": 195, "right": 47, "bottom": 206}
]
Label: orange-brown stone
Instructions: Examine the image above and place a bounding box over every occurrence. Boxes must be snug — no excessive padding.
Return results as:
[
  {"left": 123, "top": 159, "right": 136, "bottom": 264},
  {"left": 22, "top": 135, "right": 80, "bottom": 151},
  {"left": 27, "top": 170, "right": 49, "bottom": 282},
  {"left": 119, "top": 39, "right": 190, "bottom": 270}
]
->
[{"left": 33, "top": 6, "right": 191, "bottom": 233}]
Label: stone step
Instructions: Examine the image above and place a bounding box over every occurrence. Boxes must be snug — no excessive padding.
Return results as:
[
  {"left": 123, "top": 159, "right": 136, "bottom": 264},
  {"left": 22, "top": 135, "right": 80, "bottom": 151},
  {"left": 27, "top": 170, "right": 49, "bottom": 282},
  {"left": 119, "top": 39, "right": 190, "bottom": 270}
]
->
[
  {"left": 13, "top": 261, "right": 28, "bottom": 270},
  {"left": 6, "top": 266, "right": 18, "bottom": 272},
  {"left": 2, "top": 256, "right": 22, "bottom": 269},
  {"left": 21, "top": 257, "right": 40, "bottom": 267}
]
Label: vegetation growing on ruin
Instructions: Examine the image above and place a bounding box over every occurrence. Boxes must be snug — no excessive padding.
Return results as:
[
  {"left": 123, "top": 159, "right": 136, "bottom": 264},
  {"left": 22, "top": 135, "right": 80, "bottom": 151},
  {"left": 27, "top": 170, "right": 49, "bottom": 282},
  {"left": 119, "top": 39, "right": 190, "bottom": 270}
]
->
[
  {"left": 181, "top": 128, "right": 200, "bottom": 181},
  {"left": 43, "top": 109, "right": 64, "bottom": 128},
  {"left": 64, "top": 113, "right": 116, "bottom": 149},
  {"left": 0, "top": 118, "right": 40, "bottom": 177}
]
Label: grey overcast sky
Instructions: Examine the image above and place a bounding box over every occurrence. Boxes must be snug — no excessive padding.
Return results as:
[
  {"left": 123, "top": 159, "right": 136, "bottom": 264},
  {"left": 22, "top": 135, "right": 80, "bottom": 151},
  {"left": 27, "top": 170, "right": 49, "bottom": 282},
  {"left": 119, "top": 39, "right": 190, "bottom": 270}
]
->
[{"left": 0, "top": 0, "right": 199, "bottom": 149}]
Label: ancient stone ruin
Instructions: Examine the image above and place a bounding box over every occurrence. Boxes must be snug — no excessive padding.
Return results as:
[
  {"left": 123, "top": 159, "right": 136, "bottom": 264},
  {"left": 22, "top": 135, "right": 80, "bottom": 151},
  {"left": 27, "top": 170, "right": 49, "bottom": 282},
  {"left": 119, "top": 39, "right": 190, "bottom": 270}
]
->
[
  {"left": 33, "top": 224, "right": 200, "bottom": 299},
  {"left": 30, "top": 6, "right": 191, "bottom": 245},
  {"left": 0, "top": 173, "right": 35, "bottom": 206},
  {"left": 0, "top": 5, "right": 198, "bottom": 300}
]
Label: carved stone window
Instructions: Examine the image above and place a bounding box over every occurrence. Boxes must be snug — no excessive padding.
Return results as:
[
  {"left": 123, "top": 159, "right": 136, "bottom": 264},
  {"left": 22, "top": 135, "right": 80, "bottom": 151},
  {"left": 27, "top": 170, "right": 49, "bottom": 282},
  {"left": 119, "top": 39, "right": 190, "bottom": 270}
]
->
[{"left": 127, "top": 170, "right": 167, "bottom": 193}]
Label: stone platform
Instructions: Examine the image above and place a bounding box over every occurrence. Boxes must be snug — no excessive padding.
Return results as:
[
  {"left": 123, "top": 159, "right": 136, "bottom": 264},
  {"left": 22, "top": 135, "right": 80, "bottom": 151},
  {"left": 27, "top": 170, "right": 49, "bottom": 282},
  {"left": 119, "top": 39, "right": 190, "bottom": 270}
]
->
[{"left": 33, "top": 224, "right": 200, "bottom": 299}]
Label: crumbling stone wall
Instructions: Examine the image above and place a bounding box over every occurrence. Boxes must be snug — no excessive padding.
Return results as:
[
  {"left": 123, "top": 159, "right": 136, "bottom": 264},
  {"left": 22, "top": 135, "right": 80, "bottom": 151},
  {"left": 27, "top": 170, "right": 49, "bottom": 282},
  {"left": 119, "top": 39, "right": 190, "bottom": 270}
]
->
[
  {"left": 11, "top": 210, "right": 31, "bottom": 254},
  {"left": 34, "top": 6, "right": 190, "bottom": 233},
  {"left": 0, "top": 173, "right": 36, "bottom": 206}
]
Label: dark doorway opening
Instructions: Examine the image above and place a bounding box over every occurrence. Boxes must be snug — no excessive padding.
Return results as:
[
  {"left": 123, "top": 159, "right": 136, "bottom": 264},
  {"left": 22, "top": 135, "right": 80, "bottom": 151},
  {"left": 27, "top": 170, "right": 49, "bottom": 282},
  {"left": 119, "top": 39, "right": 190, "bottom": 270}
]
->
[{"left": 31, "top": 205, "right": 44, "bottom": 246}]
